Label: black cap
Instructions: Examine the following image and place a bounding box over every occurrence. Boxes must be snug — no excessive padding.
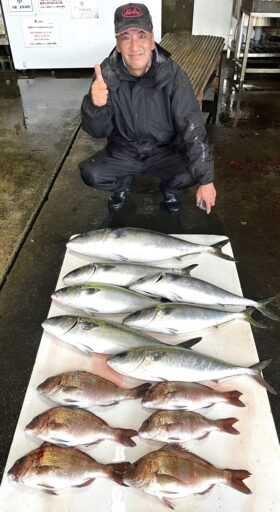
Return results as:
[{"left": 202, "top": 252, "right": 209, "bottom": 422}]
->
[{"left": 114, "top": 3, "right": 153, "bottom": 36}]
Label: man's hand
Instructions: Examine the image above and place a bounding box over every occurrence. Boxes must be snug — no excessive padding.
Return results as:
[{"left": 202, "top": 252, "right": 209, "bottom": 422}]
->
[
  {"left": 91, "top": 64, "right": 108, "bottom": 107},
  {"left": 196, "top": 183, "right": 216, "bottom": 214}
]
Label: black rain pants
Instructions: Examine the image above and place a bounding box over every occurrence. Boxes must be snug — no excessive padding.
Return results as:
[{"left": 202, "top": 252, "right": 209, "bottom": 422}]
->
[{"left": 79, "top": 146, "right": 197, "bottom": 195}]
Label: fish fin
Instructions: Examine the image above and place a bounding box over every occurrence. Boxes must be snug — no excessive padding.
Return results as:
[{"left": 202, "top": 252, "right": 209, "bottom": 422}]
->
[
  {"left": 155, "top": 473, "right": 183, "bottom": 490},
  {"left": 177, "top": 337, "right": 202, "bottom": 349},
  {"left": 49, "top": 437, "right": 70, "bottom": 446},
  {"left": 37, "top": 481, "right": 56, "bottom": 490},
  {"left": 161, "top": 445, "right": 212, "bottom": 467},
  {"left": 225, "top": 469, "right": 252, "bottom": 495},
  {"left": 249, "top": 359, "right": 272, "bottom": 371},
  {"left": 244, "top": 308, "right": 267, "bottom": 329},
  {"left": 225, "top": 390, "right": 246, "bottom": 408},
  {"left": 159, "top": 497, "right": 175, "bottom": 510},
  {"left": 249, "top": 359, "right": 277, "bottom": 394},
  {"left": 252, "top": 374, "right": 277, "bottom": 395},
  {"left": 107, "top": 462, "right": 131, "bottom": 486},
  {"left": 74, "top": 478, "right": 95, "bottom": 488},
  {"left": 169, "top": 293, "right": 184, "bottom": 302},
  {"left": 62, "top": 385, "right": 82, "bottom": 394},
  {"left": 42, "top": 488, "right": 59, "bottom": 495},
  {"left": 197, "top": 432, "right": 210, "bottom": 440},
  {"left": 254, "top": 296, "right": 280, "bottom": 321},
  {"left": 113, "top": 253, "right": 129, "bottom": 262},
  {"left": 197, "top": 484, "right": 215, "bottom": 495},
  {"left": 115, "top": 429, "right": 137, "bottom": 447},
  {"left": 130, "top": 383, "right": 152, "bottom": 399},
  {"left": 211, "top": 239, "right": 237, "bottom": 262},
  {"left": 165, "top": 328, "right": 180, "bottom": 335},
  {"left": 79, "top": 344, "right": 94, "bottom": 354},
  {"left": 180, "top": 264, "right": 199, "bottom": 275},
  {"left": 216, "top": 418, "right": 239, "bottom": 435}
]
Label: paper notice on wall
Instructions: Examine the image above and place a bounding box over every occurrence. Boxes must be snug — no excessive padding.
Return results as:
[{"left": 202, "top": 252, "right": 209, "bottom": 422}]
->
[
  {"left": 70, "top": 0, "right": 99, "bottom": 19},
  {"left": 22, "top": 17, "right": 62, "bottom": 47},
  {"left": 9, "top": 0, "right": 34, "bottom": 13},
  {"left": 38, "top": 0, "right": 66, "bottom": 10}
]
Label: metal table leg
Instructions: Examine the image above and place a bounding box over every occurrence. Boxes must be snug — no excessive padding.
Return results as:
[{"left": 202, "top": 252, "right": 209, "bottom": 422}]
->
[
  {"left": 240, "top": 13, "right": 254, "bottom": 85},
  {"left": 234, "top": 10, "right": 245, "bottom": 59}
]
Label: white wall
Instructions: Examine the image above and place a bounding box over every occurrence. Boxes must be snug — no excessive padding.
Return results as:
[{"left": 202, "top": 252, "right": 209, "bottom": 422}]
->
[{"left": 192, "top": 0, "right": 233, "bottom": 46}]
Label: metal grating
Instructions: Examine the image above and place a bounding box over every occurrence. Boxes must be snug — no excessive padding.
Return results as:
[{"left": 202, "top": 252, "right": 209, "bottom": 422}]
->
[{"left": 160, "top": 32, "right": 224, "bottom": 101}]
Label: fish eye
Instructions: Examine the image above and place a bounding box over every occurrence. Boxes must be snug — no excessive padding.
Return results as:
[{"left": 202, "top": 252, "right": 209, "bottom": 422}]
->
[
  {"left": 151, "top": 352, "right": 163, "bottom": 361},
  {"left": 117, "top": 351, "right": 128, "bottom": 358}
]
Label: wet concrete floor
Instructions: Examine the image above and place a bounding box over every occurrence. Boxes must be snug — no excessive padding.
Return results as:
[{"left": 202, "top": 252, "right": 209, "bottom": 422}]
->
[{"left": 0, "top": 67, "right": 280, "bottom": 481}]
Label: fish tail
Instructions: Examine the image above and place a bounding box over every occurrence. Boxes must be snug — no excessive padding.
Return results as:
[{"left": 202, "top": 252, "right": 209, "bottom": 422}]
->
[
  {"left": 217, "top": 418, "right": 239, "bottom": 435},
  {"left": 115, "top": 428, "right": 137, "bottom": 447},
  {"left": 107, "top": 462, "right": 131, "bottom": 486},
  {"left": 210, "top": 240, "right": 237, "bottom": 262},
  {"left": 244, "top": 308, "right": 267, "bottom": 329},
  {"left": 129, "top": 383, "right": 151, "bottom": 400},
  {"left": 249, "top": 359, "right": 277, "bottom": 395},
  {"left": 225, "top": 469, "right": 252, "bottom": 494},
  {"left": 180, "top": 264, "right": 199, "bottom": 275},
  {"left": 224, "top": 390, "right": 246, "bottom": 408},
  {"left": 254, "top": 295, "right": 280, "bottom": 321}
]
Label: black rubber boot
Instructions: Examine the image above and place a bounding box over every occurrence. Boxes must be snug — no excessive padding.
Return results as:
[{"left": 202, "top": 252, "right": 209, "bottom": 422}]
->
[
  {"left": 108, "top": 190, "right": 130, "bottom": 211},
  {"left": 161, "top": 192, "right": 181, "bottom": 214}
]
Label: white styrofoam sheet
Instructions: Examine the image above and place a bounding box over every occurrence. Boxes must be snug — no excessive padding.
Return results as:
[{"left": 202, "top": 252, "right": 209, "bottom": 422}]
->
[{"left": 0, "top": 234, "right": 279, "bottom": 511}]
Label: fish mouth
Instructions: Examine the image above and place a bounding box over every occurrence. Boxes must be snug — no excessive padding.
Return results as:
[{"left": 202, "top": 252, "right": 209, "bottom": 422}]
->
[
  {"left": 107, "top": 352, "right": 145, "bottom": 375},
  {"left": 63, "top": 265, "right": 97, "bottom": 285},
  {"left": 42, "top": 316, "right": 78, "bottom": 336},
  {"left": 51, "top": 292, "right": 62, "bottom": 304}
]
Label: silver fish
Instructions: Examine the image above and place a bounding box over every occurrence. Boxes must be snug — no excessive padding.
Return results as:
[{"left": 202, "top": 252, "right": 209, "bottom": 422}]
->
[
  {"left": 141, "top": 381, "right": 245, "bottom": 410},
  {"left": 63, "top": 262, "right": 192, "bottom": 287},
  {"left": 130, "top": 266, "right": 279, "bottom": 321},
  {"left": 25, "top": 406, "right": 137, "bottom": 447},
  {"left": 8, "top": 443, "right": 130, "bottom": 493},
  {"left": 123, "top": 444, "right": 251, "bottom": 508},
  {"left": 67, "top": 228, "right": 234, "bottom": 263},
  {"left": 51, "top": 283, "right": 159, "bottom": 315},
  {"left": 107, "top": 347, "right": 276, "bottom": 394},
  {"left": 37, "top": 370, "right": 150, "bottom": 407},
  {"left": 138, "top": 410, "right": 239, "bottom": 443},
  {"left": 122, "top": 303, "right": 265, "bottom": 334},
  {"left": 42, "top": 315, "right": 200, "bottom": 355}
]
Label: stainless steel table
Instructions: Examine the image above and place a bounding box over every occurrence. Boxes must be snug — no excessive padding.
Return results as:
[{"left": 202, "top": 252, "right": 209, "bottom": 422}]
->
[{"left": 234, "top": 0, "right": 280, "bottom": 85}]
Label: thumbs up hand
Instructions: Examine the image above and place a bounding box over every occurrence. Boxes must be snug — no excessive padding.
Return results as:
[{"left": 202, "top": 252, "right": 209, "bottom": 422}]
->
[{"left": 91, "top": 64, "right": 109, "bottom": 107}]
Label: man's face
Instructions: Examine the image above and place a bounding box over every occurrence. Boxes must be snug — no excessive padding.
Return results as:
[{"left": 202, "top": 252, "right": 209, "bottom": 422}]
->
[{"left": 116, "top": 29, "right": 155, "bottom": 77}]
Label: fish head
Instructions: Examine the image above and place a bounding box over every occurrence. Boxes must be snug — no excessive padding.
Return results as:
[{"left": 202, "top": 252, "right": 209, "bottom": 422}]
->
[
  {"left": 66, "top": 229, "right": 111, "bottom": 257},
  {"left": 8, "top": 453, "right": 33, "bottom": 484},
  {"left": 25, "top": 411, "right": 50, "bottom": 437},
  {"left": 37, "top": 375, "right": 64, "bottom": 397},
  {"left": 107, "top": 349, "right": 147, "bottom": 376},
  {"left": 141, "top": 383, "right": 166, "bottom": 408},
  {"left": 42, "top": 315, "right": 78, "bottom": 337},
  {"left": 51, "top": 286, "right": 78, "bottom": 306},
  {"left": 63, "top": 264, "right": 97, "bottom": 286},
  {"left": 122, "top": 306, "right": 158, "bottom": 330},
  {"left": 122, "top": 456, "right": 153, "bottom": 488},
  {"left": 129, "top": 273, "right": 164, "bottom": 295},
  {"left": 138, "top": 414, "right": 158, "bottom": 439}
]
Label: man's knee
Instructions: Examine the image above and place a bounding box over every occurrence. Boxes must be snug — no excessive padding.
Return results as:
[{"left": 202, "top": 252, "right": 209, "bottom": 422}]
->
[{"left": 79, "top": 156, "right": 100, "bottom": 188}]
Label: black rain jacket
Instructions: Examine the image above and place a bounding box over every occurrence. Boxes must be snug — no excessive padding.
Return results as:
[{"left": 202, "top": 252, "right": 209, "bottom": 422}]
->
[{"left": 81, "top": 44, "right": 214, "bottom": 185}]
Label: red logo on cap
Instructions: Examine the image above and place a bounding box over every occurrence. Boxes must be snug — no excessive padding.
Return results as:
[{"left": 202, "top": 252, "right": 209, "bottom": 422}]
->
[{"left": 122, "top": 6, "right": 142, "bottom": 17}]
